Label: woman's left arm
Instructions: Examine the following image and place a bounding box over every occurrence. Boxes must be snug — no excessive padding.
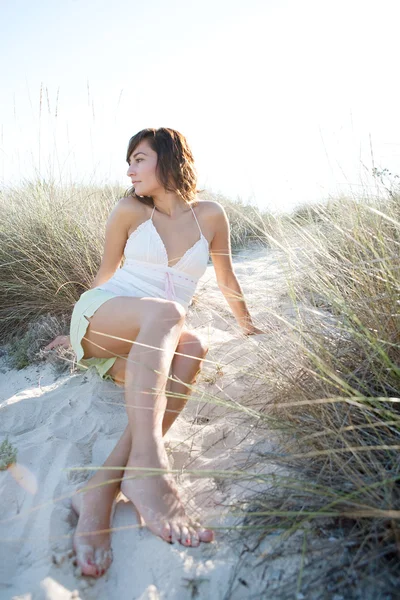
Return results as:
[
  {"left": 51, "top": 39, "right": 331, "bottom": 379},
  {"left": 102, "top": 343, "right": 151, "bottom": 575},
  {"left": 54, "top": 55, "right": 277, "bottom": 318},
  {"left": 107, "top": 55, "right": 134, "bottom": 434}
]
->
[
  {"left": 209, "top": 202, "right": 265, "bottom": 336},
  {"left": 217, "top": 273, "right": 263, "bottom": 335}
]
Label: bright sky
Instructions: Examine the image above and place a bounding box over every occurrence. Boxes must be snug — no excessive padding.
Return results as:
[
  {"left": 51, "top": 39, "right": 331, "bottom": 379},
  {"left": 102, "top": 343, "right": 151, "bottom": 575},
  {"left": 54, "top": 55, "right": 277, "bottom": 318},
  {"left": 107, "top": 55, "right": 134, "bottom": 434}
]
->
[{"left": 1, "top": 0, "right": 399, "bottom": 213}]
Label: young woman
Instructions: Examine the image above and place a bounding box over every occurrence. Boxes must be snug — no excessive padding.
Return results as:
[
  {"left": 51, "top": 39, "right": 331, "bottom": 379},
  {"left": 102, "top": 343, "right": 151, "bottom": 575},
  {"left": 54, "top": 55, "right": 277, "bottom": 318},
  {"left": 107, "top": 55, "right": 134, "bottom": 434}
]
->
[{"left": 46, "top": 127, "right": 264, "bottom": 577}]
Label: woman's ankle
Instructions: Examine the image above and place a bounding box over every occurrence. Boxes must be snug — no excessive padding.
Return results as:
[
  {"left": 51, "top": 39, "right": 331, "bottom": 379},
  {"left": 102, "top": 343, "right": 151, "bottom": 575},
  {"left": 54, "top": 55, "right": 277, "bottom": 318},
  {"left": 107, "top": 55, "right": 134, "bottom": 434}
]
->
[
  {"left": 128, "top": 441, "right": 167, "bottom": 467},
  {"left": 130, "top": 428, "right": 164, "bottom": 451},
  {"left": 80, "top": 473, "right": 121, "bottom": 499}
]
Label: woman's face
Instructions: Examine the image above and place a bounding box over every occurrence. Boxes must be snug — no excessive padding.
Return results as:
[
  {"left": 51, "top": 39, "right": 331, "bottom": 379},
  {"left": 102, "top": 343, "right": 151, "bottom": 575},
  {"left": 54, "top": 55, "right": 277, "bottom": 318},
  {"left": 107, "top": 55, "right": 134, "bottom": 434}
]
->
[{"left": 127, "top": 140, "right": 161, "bottom": 197}]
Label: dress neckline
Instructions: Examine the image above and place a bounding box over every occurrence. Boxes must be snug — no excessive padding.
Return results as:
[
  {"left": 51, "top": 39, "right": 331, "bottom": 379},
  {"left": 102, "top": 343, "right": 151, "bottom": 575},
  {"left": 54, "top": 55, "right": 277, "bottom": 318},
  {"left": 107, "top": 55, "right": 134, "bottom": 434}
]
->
[
  {"left": 125, "top": 206, "right": 208, "bottom": 271},
  {"left": 149, "top": 220, "right": 207, "bottom": 269},
  {"left": 149, "top": 204, "right": 207, "bottom": 269}
]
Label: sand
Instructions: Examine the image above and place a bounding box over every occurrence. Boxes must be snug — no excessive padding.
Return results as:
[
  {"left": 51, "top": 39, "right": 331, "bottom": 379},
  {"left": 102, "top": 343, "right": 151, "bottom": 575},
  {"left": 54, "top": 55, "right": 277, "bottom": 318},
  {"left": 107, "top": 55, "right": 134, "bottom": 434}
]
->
[{"left": 0, "top": 247, "right": 305, "bottom": 599}]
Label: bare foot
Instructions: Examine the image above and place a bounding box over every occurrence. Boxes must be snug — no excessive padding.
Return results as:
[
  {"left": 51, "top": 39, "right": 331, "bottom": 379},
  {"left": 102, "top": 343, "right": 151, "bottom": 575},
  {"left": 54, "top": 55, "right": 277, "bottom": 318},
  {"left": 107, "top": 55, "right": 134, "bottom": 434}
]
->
[
  {"left": 71, "top": 484, "right": 115, "bottom": 577},
  {"left": 120, "top": 447, "right": 214, "bottom": 547}
]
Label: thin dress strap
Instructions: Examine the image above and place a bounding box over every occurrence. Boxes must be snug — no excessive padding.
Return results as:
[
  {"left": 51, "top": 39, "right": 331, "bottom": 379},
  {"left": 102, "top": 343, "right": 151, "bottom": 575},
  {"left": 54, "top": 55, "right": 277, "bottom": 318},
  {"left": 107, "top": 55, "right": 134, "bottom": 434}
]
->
[
  {"left": 190, "top": 205, "right": 202, "bottom": 236},
  {"left": 152, "top": 204, "right": 202, "bottom": 236}
]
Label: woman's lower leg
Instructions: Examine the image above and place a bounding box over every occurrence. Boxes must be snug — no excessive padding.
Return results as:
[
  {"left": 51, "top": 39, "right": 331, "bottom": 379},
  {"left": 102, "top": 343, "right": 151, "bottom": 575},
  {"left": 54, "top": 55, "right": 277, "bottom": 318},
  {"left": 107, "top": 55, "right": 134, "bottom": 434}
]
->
[
  {"left": 124, "top": 308, "right": 185, "bottom": 442},
  {"left": 121, "top": 307, "right": 213, "bottom": 546},
  {"left": 73, "top": 320, "right": 209, "bottom": 574},
  {"left": 76, "top": 343, "right": 205, "bottom": 505}
]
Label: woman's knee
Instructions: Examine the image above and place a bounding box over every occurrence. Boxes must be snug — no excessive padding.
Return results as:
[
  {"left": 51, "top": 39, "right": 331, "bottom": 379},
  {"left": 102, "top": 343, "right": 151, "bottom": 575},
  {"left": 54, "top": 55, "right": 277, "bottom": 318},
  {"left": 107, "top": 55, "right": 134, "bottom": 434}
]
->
[
  {"left": 107, "top": 330, "right": 208, "bottom": 386},
  {"left": 177, "top": 330, "right": 209, "bottom": 358},
  {"left": 144, "top": 299, "right": 186, "bottom": 329}
]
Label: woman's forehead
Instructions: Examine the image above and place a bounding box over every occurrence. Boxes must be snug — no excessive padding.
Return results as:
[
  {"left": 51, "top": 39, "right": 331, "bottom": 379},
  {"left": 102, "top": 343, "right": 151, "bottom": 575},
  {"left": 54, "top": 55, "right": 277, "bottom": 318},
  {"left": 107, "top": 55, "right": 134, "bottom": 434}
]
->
[{"left": 130, "top": 141, "right": 152, "bottom": 158}]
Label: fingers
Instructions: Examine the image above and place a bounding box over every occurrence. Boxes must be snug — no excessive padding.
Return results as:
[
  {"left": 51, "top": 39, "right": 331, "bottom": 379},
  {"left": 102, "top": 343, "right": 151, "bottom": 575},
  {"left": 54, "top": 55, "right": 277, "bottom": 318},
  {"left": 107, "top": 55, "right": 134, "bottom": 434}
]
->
[
  {"left": 44, "top": 336, "right": 60, "bottom": 350},
  {"left": 44, "top": 335, "right": 70, "bottom": 350}
]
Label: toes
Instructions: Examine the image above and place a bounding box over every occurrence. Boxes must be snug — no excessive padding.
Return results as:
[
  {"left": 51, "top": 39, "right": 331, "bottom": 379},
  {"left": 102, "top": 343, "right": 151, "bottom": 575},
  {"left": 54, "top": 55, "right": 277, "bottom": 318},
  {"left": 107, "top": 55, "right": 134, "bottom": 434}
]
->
[
  {"left": 169, "top": 522, "right": 181, "bottom": 544},
  {"left": 81, "top": 563, "right": 99, "bottom": 577},
  {"left": 75, "top": 544, "right": 113, "bottom": 577},
  {"left": 193, "top": 523, "right": 214, "bottom": 543},
  {"left": 179, "top": 525, "right": 191, "bottom": 547},
  {"left": 198, "top": 528, "right": 214, "bottom": 542},
  {"left": 161, "top": 521, "right": 173, "bottom": 543},
  {"left": 75, "top": 544, "right": 99, "bottom": 577},
  {"left": 94, "top": 548, "right": 113, "bottom": 574},
  {"left": 189, "top": 527, "right": 200, "bottom": 547}
]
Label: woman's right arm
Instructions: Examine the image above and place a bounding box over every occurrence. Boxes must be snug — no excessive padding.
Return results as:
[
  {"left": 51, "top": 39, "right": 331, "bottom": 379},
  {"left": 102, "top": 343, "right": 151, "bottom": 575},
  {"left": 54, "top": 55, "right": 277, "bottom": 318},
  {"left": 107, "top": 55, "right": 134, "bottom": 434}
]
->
[
  {"left": 89, "top": 198, "right": 131, "bottom": 289},
  {"left": 44, "top": 199, "right": 133, "bottom": 351}
]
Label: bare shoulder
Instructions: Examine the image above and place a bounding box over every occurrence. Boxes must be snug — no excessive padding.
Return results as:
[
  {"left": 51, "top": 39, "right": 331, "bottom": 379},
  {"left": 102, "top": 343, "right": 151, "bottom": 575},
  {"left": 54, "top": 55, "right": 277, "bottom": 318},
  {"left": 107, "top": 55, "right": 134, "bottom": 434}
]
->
[
  {"left": 195, "top": 200, "right": 229, "bottom": 245},
  {"left": 198, "top": 200, "right": 229, "bottom": 230},
  {"left": 196, "top": 200, "right": 227, "bottom": 232},
  {"left": 117, "top": 195, "right": 147, "bottom": 216},
  {"left": 115, "top": 196, "right": 149, "bottom": 224},
  {"left": 196, "top": 199, "right": 225, "bottom": 216}
]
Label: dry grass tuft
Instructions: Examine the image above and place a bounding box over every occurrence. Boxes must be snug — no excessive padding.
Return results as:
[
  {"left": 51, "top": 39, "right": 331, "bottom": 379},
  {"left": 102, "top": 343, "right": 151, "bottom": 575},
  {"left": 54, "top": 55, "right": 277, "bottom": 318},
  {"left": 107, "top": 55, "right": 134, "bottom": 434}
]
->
[
  {"left": 233, "top": 192, "right": 400, "bottom": 597},
  {"left": 0, "top": 181, "right": 271, "bottom": 349}
]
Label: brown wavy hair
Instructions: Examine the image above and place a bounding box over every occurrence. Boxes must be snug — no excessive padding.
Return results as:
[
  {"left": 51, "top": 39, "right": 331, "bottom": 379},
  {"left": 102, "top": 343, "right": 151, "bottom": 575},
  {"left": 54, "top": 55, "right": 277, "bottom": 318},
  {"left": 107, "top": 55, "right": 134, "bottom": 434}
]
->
[{"left": 123, "top": 127, "right": 204, "bottom": 207}]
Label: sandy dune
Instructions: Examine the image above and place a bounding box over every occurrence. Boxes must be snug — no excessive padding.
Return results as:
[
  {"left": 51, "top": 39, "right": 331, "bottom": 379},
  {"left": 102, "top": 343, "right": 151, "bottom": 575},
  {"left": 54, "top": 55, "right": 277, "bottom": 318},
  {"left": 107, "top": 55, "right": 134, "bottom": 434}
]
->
[{"left": 0, "top": 248, "right": 304, "bottom": 599}]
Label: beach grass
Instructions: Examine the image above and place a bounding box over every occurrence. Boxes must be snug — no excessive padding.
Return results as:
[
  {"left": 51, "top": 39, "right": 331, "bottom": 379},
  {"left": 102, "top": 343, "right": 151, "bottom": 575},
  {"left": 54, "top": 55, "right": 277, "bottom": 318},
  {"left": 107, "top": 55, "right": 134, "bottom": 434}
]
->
[
  {"left": 0, "top": 180, "right": 271, "bottom": 349},
  {"left": 1, "top": 173, "right": 399, "bottom": 597},
  {"left": 233, "top": 190, "right": 400, "bottom": 596}
]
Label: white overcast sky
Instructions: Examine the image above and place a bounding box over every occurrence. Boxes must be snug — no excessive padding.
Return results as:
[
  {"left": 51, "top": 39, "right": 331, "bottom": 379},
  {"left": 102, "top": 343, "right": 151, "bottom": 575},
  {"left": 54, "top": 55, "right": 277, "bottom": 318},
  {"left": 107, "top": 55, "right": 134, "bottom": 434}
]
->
[{"left": 1, "top": 0, "right": 399, "bottom": 213}]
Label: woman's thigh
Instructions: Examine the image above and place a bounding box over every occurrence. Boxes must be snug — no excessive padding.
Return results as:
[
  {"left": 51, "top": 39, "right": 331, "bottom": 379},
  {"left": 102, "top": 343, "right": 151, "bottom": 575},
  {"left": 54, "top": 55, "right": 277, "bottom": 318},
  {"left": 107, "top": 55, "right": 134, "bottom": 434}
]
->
[
  {"left": 107, "top": 329, "right": 207, "bottom": 387},
  {"left": 80, "top": 295, "right": 185, "bottom": 360}
]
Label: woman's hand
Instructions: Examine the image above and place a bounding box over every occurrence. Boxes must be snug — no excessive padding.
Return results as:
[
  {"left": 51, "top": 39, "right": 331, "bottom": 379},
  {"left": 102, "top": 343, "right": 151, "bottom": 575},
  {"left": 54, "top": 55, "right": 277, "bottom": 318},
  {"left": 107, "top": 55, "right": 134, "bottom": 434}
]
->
[
  {"left": 44, "top": 335, "right": 71, "bottom": 351},
  {"left": 241, "top": 324, "right": 268, "bottom": 336}
]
